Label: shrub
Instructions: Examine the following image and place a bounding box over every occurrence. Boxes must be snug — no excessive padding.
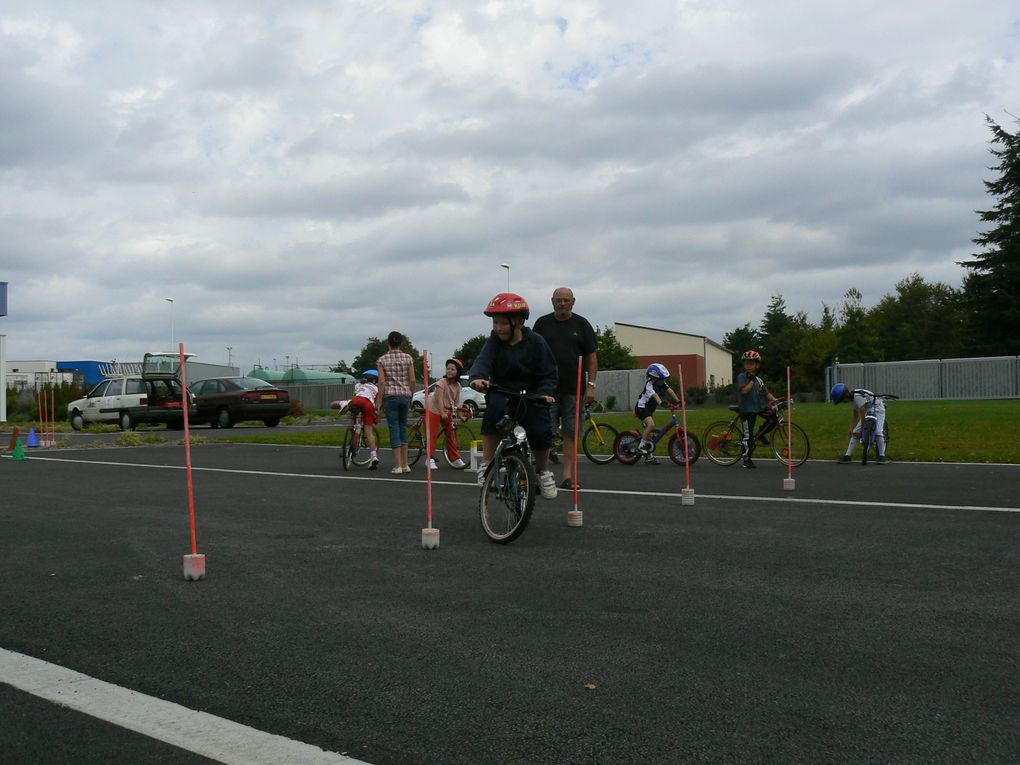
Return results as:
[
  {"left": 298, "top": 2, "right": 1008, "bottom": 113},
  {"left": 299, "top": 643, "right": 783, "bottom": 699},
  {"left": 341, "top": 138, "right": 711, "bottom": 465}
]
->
[
  {"left": 605, "top": 394, "right": 617, "bottom": 411},
  {"left": 289, "top": 400, "right": 305, "bottom": 417},
  {"left": 686, "top": 386, "right": 708, "bottom": 405}
]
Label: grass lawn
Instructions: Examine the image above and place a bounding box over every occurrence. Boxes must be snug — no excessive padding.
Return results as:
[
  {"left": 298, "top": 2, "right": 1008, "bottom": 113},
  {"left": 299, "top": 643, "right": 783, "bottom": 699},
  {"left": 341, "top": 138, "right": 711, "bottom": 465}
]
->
[{"left": 217, "top": 399, "right": 1020, "bottom": 464}]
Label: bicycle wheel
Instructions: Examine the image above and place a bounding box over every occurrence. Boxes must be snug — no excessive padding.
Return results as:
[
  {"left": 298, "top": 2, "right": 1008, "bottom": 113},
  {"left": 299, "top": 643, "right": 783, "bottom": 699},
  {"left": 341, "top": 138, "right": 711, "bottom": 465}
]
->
[
  {"left": 349, "top": 427, "right": 378, "bottom": 467},
  {"left": 703, "top": 419, "right": 743, "bottom": 466},
  {"left": 479, "top": 451, "right": 536, "bottom": 544},
  {"left": 443, "top": 423, "right": 476, "bottom": 468},
  {"left": 407, "top": 427, "right": 424, "bottom": 467},
  {"left": 668, "top": 430, "right": 701, "bottom": 467},
  {"left": 582, "top": 422, "right": 619, "bottom": 464},
  {"left": 613, "top": 430, "right": 642, "bottom": 465},
  {"left": 771, "top": 422, "right": 810, "bottom": 467},
  {"left": 860, "top": 420, "right": 874, "bottom": 465},
  {"left": 342, "top": 426, "right": 359, "bottom": 471}
]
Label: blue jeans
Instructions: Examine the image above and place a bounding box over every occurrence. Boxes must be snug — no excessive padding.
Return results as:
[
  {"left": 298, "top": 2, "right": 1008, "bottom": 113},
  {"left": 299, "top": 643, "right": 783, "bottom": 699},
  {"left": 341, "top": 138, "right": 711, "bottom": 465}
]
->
[{"left": 384, "top": 396, "right": 410, "bottom": 446}]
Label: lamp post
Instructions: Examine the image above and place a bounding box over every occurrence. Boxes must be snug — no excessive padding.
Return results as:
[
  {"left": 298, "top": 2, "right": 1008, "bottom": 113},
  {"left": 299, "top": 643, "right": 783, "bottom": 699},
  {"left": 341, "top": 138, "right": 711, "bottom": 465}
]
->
[
  {"left": 226, "top": 347, "right": 233, "bottom": 367},
  {"left": 500, "top": 263, "right": 510, "bottom": 292},
  {"left": 164, "top": 298, "right": 174, "bottom": 348}
]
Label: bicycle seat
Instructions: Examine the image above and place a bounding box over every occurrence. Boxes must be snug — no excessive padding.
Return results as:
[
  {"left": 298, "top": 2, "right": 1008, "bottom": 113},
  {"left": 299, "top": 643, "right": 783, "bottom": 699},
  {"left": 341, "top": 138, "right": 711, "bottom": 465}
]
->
[{"left": 727, "top": 404, "right": 739, "bottom": 411}]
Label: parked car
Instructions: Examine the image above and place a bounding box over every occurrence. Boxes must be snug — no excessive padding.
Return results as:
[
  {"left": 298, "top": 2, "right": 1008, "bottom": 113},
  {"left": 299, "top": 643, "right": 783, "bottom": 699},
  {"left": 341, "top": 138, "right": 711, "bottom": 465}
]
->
[
  {"left": 410, "top": 376, "right": 486, "bottom": 416},
  {"left": 190, "top": 376, "right": 291, "bottom": 428},
  {"left": 67, "top": 375, "right": 190, "bottom": 431}
]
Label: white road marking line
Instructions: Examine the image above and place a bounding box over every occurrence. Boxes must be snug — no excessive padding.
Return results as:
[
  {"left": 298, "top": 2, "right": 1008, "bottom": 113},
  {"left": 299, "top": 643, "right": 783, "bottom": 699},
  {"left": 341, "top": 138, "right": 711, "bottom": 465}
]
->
[
  {"left": 0, "top": 648, "right": 368, "bottom": 765},
  {"left": 19, "top": 454, "right": 1020, "bottom": 514}
]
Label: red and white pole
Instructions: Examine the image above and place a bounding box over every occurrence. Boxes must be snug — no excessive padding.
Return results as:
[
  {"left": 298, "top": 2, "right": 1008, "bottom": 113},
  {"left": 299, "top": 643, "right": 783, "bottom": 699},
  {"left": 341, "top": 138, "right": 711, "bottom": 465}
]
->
[
  {"left": 421, "top": 351, "right": 440, "bottom": 549},
  {"left": 783, "top": 366, "right": 796, "bottom": 491},
  {"left": 677, "top": 364, "right": 695, "bottom": 506},
  {"left": 180, "top": 343, "right": 206, "bottom": 580},
  {"left": 566, "top": 356, "right": 583, "bottom": 528}
]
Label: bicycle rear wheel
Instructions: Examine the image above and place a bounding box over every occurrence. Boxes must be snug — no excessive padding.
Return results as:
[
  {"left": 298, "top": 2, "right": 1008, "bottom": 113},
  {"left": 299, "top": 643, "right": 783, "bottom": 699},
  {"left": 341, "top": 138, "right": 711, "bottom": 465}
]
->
[
  {"left": 342, "top": 426, "right": 359, "bottom": 471},
  {"left": 443, "top": 423, "right": 476, "bottom": 468},
  {"left": 479, "top": 451, "right": 536, "bottom": 544},
  {"left": 771, "top": 422, "right": 810, "bottom": 467},
  {"left": 407, "top": 427, "right": 424, "bottom": 467},
  {"left": 348, "top": 427, "right": 378, "bottom": 467},
  {"left": 668, "top": 431, "right": 701, "bottom": 467},
  {"left": 703, "top": 419, "right": 743, "bottom": 466},
  {"left": 860, "top": 420, "right": 874, "bottom": 465},
  {"left": 613, "top": 430, "right": 642, "bottom": 465},
  {"left": 582, "top": 422, "right": 619, "bottom": 464}
]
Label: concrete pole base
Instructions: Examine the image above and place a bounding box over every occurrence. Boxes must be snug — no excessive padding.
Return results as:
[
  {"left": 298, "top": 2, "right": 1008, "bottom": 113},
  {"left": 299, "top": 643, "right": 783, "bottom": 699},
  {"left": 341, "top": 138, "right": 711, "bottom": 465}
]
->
[
  {"left": 783, "top": 477, "right": 796, "bottom": 491},
  {"left": 566, "top": 510, "right": 583, "bottom": 527},
  {"left": 680, "top": 488, "right": 695, "bottom": 506},
  {"left": 183, "top": 553, "right": 206, "bottom": 581},
  {"left": 422, "top": 528, "right": 440, "bottom": 549}
]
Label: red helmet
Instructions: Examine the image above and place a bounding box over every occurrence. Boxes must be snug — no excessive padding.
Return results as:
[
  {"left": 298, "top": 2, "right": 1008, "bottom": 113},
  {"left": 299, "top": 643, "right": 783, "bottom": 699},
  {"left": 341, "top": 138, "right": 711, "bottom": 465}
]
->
[
  {"left": 445, "top": 357, "right": 465, "bottom": 375},
  {"left": 741, "top": 350, "right": 762, "bottom": 362},
  {"left": 484, "top": 293, "right": 530, "bottom": 319}
]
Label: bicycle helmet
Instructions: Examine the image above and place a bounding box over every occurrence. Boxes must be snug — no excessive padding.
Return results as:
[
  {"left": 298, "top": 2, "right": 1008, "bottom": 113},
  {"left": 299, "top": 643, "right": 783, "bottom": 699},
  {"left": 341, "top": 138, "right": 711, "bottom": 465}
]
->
[
  {"left": 741, "top": 350, "right": 762, "bottom": 362},
  {"left": 445, "top": 357, "right": 465, "bottom": 376},
  {"left": 483, "top": 293, "right": 530, "bottom": 319},
  {"left": 646, "top": 363, "right": 669, "bottom": 379},
  {"left": 361, "top": 369, "right": 379, "bottom": 382},
  {"left": 830, "top": 383, "right": 848, "bottom": 403}
]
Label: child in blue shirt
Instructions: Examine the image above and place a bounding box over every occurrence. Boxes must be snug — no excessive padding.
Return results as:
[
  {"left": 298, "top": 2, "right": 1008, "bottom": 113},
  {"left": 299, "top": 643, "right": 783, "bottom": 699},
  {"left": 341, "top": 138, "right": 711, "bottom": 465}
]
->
[{"left": 736, "top": 350, "right": 777, "bottom": 468}]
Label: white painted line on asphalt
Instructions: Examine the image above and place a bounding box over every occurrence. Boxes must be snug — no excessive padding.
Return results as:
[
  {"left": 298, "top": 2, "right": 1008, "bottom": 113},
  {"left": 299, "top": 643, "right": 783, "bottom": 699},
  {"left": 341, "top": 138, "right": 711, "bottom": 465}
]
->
[
  {"left": 0, "top": 648, "right": 368, "bottom": 765},
  {"left": 20, "top": 454, "right": 1020, "bottom": 514}
]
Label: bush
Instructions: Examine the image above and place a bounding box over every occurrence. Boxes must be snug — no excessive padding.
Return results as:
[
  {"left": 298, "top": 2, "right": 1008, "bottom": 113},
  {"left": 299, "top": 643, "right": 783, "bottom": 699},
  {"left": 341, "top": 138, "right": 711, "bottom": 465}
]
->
[
  {"left": 715, "top": 383, "right": 737, "bottom": 404},
  {"left": 605, "top": 394, "right": 617, "bottom": 411},
  {"left": 686, "top": 386, "right": 708, "bottom": 405},
  {"left": 289, "top": 400, "right": 305, "bottom": 418}
]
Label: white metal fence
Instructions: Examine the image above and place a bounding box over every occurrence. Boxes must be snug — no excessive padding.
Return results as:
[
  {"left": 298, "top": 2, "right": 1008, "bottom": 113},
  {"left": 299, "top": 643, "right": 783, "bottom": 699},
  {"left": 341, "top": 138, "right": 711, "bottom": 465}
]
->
[{"left": 825, "top": 356, "right": 1020, "bottom": 400}]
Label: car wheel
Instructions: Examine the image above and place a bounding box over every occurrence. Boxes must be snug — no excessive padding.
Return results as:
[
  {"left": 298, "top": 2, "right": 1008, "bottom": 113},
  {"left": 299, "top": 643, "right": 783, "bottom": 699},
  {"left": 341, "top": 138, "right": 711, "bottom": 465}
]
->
[
  {"left": 119, "top": 411, "right": 134, "bottom": 431},
  {"left": 463, "top": 400, "right": 479, "bottom": 417},
  {"left": 70, "top": 411, "right": 85, "bottom": 431},
  {"left": 217, "top": 408, "right": 234, "bottom": 429},
  {"left": 263, "top": 417, "right": 280, "bottom": 428}
]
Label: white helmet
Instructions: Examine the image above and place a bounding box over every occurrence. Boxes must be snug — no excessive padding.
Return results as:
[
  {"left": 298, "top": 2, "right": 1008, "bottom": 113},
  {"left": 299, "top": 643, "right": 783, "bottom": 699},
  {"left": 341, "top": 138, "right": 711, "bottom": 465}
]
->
[{"left": 646, "top": 363, "right": 669, "bottom": 379}]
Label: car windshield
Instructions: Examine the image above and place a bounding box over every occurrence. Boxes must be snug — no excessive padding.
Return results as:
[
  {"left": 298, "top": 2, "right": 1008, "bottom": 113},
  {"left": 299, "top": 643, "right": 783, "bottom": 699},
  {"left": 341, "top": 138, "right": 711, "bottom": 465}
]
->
[{"left": 233, "top": 377, "right": 276, "bottom": 390}]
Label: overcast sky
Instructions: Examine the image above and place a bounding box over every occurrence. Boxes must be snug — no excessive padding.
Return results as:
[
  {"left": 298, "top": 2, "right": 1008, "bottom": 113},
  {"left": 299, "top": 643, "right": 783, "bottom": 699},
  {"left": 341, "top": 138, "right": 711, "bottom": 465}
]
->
[{"left": 2, "top": 0, "right": 1018, "bottom": 374}]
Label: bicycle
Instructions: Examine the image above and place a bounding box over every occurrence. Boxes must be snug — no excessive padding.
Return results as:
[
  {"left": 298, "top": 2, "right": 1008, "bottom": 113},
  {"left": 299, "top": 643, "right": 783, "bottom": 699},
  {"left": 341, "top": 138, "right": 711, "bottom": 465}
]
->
[
  {"left": 549, "top": 403, "right": 620, "bottom": 465},
  {"left": 477, "top": 384, "right": 548, "bottom": 544},
  {"left": 339, "top": 405, "right": 380, "bottom": 471},
  {"left": 702, "top": 398, "right": 809, "bottom": 467},
  {"left": 406, "top": 405, "right": 478, "bottom": 469},
  {"left": 858, "top": 391, "right": 897, "bottom": 465},
  {"left": 613, "top": 404, "right": 702, "bottom": 466}
]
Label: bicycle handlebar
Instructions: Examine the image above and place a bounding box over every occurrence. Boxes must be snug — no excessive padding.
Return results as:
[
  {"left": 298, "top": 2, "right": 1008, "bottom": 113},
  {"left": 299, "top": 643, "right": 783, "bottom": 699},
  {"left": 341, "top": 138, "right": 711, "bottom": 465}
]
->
[{"left": 477, "top": 382, "right": 552, "bottom": 403}]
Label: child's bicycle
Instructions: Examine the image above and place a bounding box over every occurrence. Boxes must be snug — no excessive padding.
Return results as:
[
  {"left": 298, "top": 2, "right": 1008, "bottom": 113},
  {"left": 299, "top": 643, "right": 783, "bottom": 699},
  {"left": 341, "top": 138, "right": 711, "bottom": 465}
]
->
[
  {"left": 406, "top": 405, "right": 478, "bottom": 469},
  {"left": 858, "top": 392, "right": 897, "bottom": 465},
  {"left": 702, "top": 398, "right": 809, "bottom": 467},
  {"left": 337, "top": 403, "right": 380, "bottom": 471},
  {"left": 549, "top": 403, "right": 620, "bottom": 465},
  {"left": 477, "top": 384, "right": 547, "bottom": 544},
  {"left": 613, "top": 404, "right": 702, "bottom": 466}
]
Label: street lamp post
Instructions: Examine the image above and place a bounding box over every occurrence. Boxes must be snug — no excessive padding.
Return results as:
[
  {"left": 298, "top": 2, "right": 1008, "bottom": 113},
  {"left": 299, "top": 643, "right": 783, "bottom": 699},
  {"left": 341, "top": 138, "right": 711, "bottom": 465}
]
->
[
  {"left": 226, "top": 347, "right": 233, "bottom": 367},
  {"left": 164, "top": 298, "right": 174, "bottom": 348},
  {"left": 500, "top": 263, "right": 510, "bottom": 292}
]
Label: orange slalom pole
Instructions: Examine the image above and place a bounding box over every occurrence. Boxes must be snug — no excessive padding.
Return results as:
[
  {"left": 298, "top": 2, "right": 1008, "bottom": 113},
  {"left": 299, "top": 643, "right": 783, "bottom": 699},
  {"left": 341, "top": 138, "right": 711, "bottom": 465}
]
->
[
  {"left": 37, "top": 388, "right": 44, "bottom": 445},
  {"left": 676, "top": 364, "right": 691, "bottom": 489},
  {"left": 50, "top": 386, "right": 56, "bottom": 446},
  {"left": 787, "top": 366, "right": 793, "bottom": 479},
  {"left": 423, "top": 352, "right": 433, "bottom": 528},
  {"left": 180, "top": 343, "right": 198, "bottom": 555},
  {"left": 573, "top": 356, "right": 582, "bottom": 509}
]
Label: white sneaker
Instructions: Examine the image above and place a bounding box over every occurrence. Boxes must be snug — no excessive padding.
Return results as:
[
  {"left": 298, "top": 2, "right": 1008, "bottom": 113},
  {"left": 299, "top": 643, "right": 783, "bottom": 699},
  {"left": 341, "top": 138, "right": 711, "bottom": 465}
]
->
[
  {"left": 427, "top": 458, "right": 438, "bottom": 470},
  {"left": 449, "top": 458, "right": 466, "bottom": 468},
  {"left": 476, "top": 462, "right": 488, "bottom": 487},
  {"left": 538, "top": 470, "right": 557, "bottom": 500}
]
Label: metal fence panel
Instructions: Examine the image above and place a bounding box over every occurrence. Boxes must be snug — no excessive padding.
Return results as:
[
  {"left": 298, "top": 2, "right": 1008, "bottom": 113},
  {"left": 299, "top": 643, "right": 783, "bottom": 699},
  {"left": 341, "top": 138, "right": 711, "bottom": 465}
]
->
[
  {"left": 942, "top": 356, "right": 1018, "bottom": 399},
  {"left": 827, "top": 356, "right": 1019, "bottom": 400},
  {"left": 278, "top": 383, "right": 355, "bottom": 411}
]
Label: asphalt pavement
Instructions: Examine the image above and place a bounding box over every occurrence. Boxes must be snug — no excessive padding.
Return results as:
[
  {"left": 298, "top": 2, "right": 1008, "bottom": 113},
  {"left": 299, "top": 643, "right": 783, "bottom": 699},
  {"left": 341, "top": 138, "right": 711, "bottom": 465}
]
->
[{"left": 1, "top": 436, "right": 1018, "bottom": 764}]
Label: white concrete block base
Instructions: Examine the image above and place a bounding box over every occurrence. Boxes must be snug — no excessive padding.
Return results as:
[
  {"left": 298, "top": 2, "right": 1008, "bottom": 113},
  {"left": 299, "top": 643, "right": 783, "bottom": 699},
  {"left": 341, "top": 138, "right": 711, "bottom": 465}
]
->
[
  {"left": 680, "top": 488, "right": 695, "bottom": 506},
  {"left": 783, "top": 477, "right": 796, "bottom": 491},
  {"left": 421, "top": 528, "right": 440, "bottom": 550},
  {"left": 566, "top": 510, "right": 583, "bottom": 527},
  {"left": 183, "top": 553, "right": 206, "bottom": 581}
]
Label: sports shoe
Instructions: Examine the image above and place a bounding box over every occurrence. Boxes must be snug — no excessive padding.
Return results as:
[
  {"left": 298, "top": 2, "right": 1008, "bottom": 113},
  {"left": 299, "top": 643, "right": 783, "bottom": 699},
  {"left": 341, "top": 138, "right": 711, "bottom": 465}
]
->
[
  {"left": 837, "top": 455, "right": 851, "bottom": 463},
  {"left": 427, "top": 458, "right": 438, "bottom": 470},
  {"left": 401, "top": 466, "right": 412, "bottom": 473},
  {"left": 449, "top": 458, "right": 466, "bottom": 468},
  {"left": 638, "top": 440, "right": 653, "bottom": 455},
  {"left": 742, "top": 459, "right": 756, "bottom": 469},
  {"left": 368, "top": 457, "right": 379, "bottom": 470},
  {"left": 476, "top": 462, "right": 488, "bottom": 487},
  {"left": 643, "top": 455, "right": 660, "bottom": 465},
  {"left": 877, "top": 455, "right": 889, "bottom": 464},
  {"left": 391, "top": 466, "right": 404, "bottom": 475},
  {"left": 538, "top": 470, "right": 558, "bottom": 499},
  {"left": 560, "top": 477, "right": 578, "bottom": 490}
]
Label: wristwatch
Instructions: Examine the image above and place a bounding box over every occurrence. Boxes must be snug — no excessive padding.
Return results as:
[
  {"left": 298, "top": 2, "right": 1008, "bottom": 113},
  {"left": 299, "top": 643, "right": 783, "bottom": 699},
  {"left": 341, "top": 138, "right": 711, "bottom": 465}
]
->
[{"left": 587, "top": 381, "right": 596, "bottom": 388}]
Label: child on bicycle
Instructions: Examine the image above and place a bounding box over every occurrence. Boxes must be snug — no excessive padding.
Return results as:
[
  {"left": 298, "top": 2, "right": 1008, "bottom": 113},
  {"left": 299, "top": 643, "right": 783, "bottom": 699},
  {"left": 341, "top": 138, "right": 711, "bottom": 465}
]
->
[
  {"left": 426, "top": 357, "right": 468, "bottom": 470},
  {"left": 468, "top": 293, "right": 559, "bottom": 499},
  {"left": 331, "top": 369, "right": 381, "bottom": 470},
  {"left": 830, "top": 383, "right": 888, "bottom": 464},
  {"left": 634, "top": 363, "right": 680, "bottom": 464},
  {"left": 737, "top": 350, "right": 777, "bottom": 469}
]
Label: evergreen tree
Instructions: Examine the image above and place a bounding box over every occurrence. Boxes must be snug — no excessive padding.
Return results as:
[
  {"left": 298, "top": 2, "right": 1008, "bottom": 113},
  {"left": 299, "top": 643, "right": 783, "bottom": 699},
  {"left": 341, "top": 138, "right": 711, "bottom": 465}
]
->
[
  {"left": 594, "top": 325, "right": 638, "bottom": 370},
  {"left": 352, "top": 336, "right": 425, "bottom": 382},
  {"left": 868, "top": 273, "right": 965, "bottom": 360},
  {"left": 723, "top": 323, "right": 761, "bottom": 379},
  {"left": 959, "top": 116, "right": 1020, "bottom": 355},
  {"left": 835, "top": 288, "right": 882, "bottom": 362},
  {"left": 451, "top": 334, "right": 489, "bottom": 370}
]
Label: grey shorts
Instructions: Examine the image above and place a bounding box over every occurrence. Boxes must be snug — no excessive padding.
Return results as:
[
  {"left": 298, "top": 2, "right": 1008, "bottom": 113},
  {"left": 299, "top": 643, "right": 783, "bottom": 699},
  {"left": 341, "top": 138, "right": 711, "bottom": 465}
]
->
[{"left": 549, "top": 395, "right": 579, "bottom": 439}]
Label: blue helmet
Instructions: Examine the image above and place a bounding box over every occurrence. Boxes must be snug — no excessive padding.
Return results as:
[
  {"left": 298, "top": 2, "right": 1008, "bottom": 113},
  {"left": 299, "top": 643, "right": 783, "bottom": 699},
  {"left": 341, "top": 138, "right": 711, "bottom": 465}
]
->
[
  {"left": 646, "top": 363, "right": 669, "bottom": 380},
  {"left": 361, "top": 369, "right": 379, "bottom": 382},
  {"left": 830, "top": 383, "right": 848, "bottom": 403}
]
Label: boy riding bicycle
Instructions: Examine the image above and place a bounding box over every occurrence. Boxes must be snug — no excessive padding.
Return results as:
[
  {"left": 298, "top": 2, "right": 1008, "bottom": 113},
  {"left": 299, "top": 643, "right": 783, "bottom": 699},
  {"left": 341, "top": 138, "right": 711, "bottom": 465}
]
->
[
  {"left": 331, "top": 369, "right": 381, "bottom": 470},
  {"left": 633, "top": 363, "right": 681, "bottom": 464},
  {"left": 737, "top": 350, "right": 778, "bottom": 469},
  {"left": 830, "top": 383, "right": 889, "bottom": 464},
  {"left": 468, "top": 292, "right": 559, "bottom": 500}
]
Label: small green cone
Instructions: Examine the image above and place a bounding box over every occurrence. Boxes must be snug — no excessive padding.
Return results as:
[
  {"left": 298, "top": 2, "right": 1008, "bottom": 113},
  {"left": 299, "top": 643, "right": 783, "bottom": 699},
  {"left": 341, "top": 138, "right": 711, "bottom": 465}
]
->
[{"left": 12, "top": 439, "right": 27, "bottom": 461}]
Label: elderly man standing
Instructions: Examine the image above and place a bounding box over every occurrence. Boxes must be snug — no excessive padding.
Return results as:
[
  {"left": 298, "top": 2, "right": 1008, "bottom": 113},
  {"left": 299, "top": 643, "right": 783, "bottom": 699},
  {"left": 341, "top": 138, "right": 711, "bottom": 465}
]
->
[{"left": 533, "top": 287, "right": 598, "bottom": 490}]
